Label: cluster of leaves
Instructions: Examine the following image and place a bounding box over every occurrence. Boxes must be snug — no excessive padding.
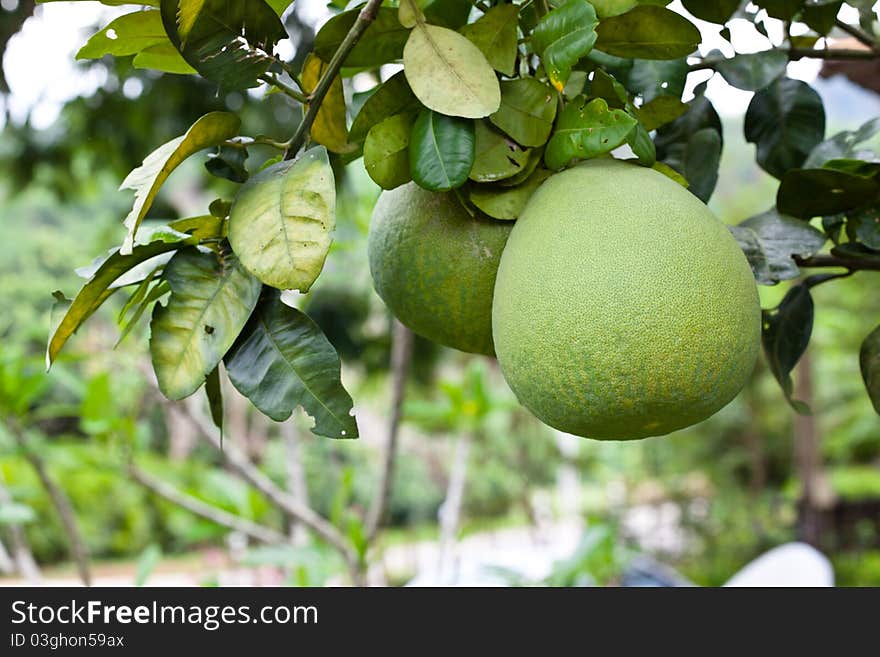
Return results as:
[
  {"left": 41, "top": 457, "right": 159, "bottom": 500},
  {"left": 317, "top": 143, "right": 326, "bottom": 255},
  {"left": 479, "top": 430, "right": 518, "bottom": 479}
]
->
[{"left": 42, "top": 0, "right": 880, "bottom": 438}]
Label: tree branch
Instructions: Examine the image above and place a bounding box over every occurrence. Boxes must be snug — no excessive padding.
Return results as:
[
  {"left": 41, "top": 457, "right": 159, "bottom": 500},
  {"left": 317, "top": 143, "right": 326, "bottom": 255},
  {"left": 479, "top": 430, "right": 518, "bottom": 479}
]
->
[
  {"left": 690, "top": 47, "right": 878, "bottom": 72},
  {"left": 10, "top": 421, "right": 91, "bottom": 586},
  {"left": 365, "top": 320, "right": 413, "bottom": 543},
  {"left": 129, "top": 464, "right": 287, "bottom": 546},
  {"left": 794, "top": 254, "right": 880, "bottom": 271},
  {"left": 835, "top": 18, "right": 879, "bottom": 52},
  {"left": 284, "top": 0, "right": 383, "bottom": 159}
]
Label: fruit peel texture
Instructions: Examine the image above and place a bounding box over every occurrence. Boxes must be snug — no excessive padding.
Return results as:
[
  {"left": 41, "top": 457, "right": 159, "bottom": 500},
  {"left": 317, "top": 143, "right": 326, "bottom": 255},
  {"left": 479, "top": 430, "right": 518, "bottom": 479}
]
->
[{"left": 492, "top": 159, "right": 761, "bottom": 440}]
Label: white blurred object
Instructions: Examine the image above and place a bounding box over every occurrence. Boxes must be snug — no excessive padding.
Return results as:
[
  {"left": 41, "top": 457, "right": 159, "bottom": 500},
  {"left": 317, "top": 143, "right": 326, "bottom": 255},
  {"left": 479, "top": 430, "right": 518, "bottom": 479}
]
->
[{"left": 723, "top": 542, "right": 834, "bottom": 587}]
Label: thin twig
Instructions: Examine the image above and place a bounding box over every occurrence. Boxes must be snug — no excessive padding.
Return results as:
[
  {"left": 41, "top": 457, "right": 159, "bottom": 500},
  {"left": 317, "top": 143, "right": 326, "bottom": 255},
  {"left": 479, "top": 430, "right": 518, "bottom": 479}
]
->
[
  {"left": 834, "top": 18, "right": 879, "bottom": 52},
  {"left": 689, "top": 47, "right": 878, "bottom": 72},
  {"left": 10, "top": 422, "right": 91, "bottom": 586},
  {"left": 130, "top": 465, "right": 287, "bottom": 545},
  {"left": 794, "top": 254, "right": 880, "bottom": 272},
  {"left": 365, "top": 320, "right": 414, "bottom": 543},
  {"left": 259, "top": 73, "right": 309, "bottom": 104},
  {"left": 284, "top": 0, "right": 384, "bottom": 159}
]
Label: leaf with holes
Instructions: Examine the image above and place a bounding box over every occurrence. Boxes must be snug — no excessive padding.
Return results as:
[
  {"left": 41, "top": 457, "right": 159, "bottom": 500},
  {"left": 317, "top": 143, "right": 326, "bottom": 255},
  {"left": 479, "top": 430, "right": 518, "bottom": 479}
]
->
[
  {"left": 531, "top": 0, "right": 598, "bottom": 92},
  {"left": 409, "top": 110, "right": 475, "bottom": 191},
  {"left": 225, "top": 292, "right": 358, "bottom": 438},
  {"left": 120, "top": 111, "right": 240, "bottom": 254},
  {"left": 149, "top": 249, "right": 262, "bottom": 400},
  {"left": 459, "top": 4, "right": 519, "bottom": 76},
  {"left": 544, "top": 97, "right": 637, "bottom": 170},
  {"left": 490, "top": 79, "right": 557, "bottom": 148},
  {"left": 228, "top": 147, "right": 336, "bottom": 292},
  {"left": 762, "top": 283, "right": 813, "bottom": 414},
  {"left": 469, "top": 121, "right": 531, "bottom": 183},
  {"left": 77, "top": 9, "right": 167, "bottom": 60},
  {"left": 403, "top": 23, "right": 501, "bottom": 119}
]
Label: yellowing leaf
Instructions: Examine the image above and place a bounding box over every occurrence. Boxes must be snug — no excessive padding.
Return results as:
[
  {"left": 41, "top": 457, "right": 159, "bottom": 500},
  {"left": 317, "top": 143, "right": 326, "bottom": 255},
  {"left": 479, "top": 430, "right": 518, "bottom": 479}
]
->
[
  {"left": 301, "top": 54, "right": 356, "bottom": 154},
  {"left": 403, "top": 23, "right": 501, "bottom": 119},
  {"left": 119, "top": 111, "right": 240, "bottom": 254}
]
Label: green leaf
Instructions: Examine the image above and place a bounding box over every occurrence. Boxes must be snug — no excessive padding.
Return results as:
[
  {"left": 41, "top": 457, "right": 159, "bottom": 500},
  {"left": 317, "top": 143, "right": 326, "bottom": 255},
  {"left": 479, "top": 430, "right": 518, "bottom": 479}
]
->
[
  {"left": 349, "top": 72, "right": 418, "bottom": 144},
  {"left": 655, "top": 93, "right": 722, "bottom": 160},
  {"left": 150, "top": 249, "right": 261, "bottom": 400},
  {"left": 76, "top": 9, "right": 167, "bottom": 60},
  {"left": 595, "top": 6, "right": 700, "bottom": 60},
  {"left": 588, "top": 1, "right": 669, "bottom": 19},
  {"left": 399, "top": 0, "right": 425, "bottom": 28},
  {"left": 403, "top": 23, "right": 501, "bottom": 118},
  {"left": 159, "top": 0, "right": 285, "bottom": 90},
  {"left": 848, "top": 204, "right": 880, "bottom": 249},
  {"left": 531, "top": 0, "right": 599, "bottom": 92},
  {"left": 490, "top": 78, "right": 557, "bottom": 148},
  {"left": 802, "top": 1, "right": 843, "bottom": 35},
  {"left": 588, "top": 69, "right": 629, "bottom": 108},
  {"left": 228, "top": 148, "right": 337, "bottom": 292},
  {"left": 47, "top": 238, "right": 192, "bottom": 367},
  {"left": 544, "top": 97, "right": 638, "bottom": 170},
  {"left": 423, "top": 0, "right": 473, "bottom": 29},
  {"left": 133, "top": 42, "right": 196, "bottom": 74},
  {"left": 120, "top": 111, "right": 240, "bottom": 254},
  {"left": 469, "top": 169, "right": 552, "bottom": 219},
  {"left": 205, "top": 365, "right": 224, "bottom": 434},
  {"left": 626, "top": 58, "right": 688, "bottom": 102},
  {"left": 117, "top": 279, "right": 171, "bottom": 346},
  {"left": 754, "top": 0, "right": 802, "bottom": 20},
  {"left": 205, "top": 145, "right": 249, "bottom": 183},
  {"left": 459, "top": 4, "right": 519, "bottom": 76},
  {"left": 860, "top": 325, "right": 880, "bottom": 414},
  {"left": 469, "top": 121, "right": 531, "bottom": 183},
  {"left": 628, "top": 122, "right": 656, "bottom": 166},
  {"left": 301, "top": 54, "right": 355, "bottom": 154},
  {"left": 715, "top": 50, "right": 788, "bottom": 91},
  {"left": 680, "top": 0, "right": 739, "bottom": 24},
  {"left": 409, "top": 110, "right": 475, "bottom": 191},
  {"left": 762, "top": 283, "right": 813, "bottom": 413},
  {"left": 745, "top": 78, "right": 826, "bottom": 179},
  {"left": 651, "top": 161, "right": 689, "bottom": 187},
  {"left": 804, "top": 117, "right": 880, "bottom": 168},
  {"left": 730, "top": 208, "right": 827, "bottom": 284},
  {"left": 776, "top": 168, "right": 878, "bottom": 218},
  {"left": 677, "top": 127, "right": 722, "bottom": 203},
  {"left": 224, "top": 292, "right": 358, "bottom": 438},
  {"left": 314, "top": 8, "right": 408, "bottom": 67},
  {"left": 365, "top": 113, "right": 416, "bottom": 190},
  {"left": 634, "top": 95, "right": 688, "bottom": 131}
]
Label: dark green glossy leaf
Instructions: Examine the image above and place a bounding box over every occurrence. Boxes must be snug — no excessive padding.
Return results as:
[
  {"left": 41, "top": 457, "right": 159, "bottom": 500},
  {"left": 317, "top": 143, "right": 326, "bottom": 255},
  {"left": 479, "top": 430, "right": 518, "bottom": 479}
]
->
[
  {"left": 628, "top": 122, "right": 656, "bottom": 166},
  {"left": 595, "top": 6, "right": 700, "bottom": 60},
  {"left": 802, "top": 1, "right": 843, "bottom": 35},
  {"left": 754, "top": 0, "right": 802, "bottom": 20},
  {"left": 531, "top": 0, "right": 599, "bottom": 91},
  {"left": 588, "top": 69, "right": 628, "bottom": 109},
  {"left": 626, "top": 58, "right": 688, "bottom": 102},
  {"left": 225, "top": 292, "right": 358, "bottom": 438},
  {"left": 762, "top": 283, "right": 813, "bottom": 414},
  {"left": 715, "top": 49, "right": 788, "bottom": 91},
  {"left": 731, "top": 208, "right": 827, "bottom": 284},
  {"left": 409, "top": 110, "right": 475, "bottom": 191},
  {"left": 823, "top": 158, "right": 880, "bottom": 179},
  {"left": 655, "top": 94, "right": 722, "bottom": 162},
  {"left": 314, "top": 8, "right": 408, "bottom": 67},
  {"left": 680, "top": 128, "right": 721, "bottom": 202},
  {"left": 150, "top": 249, "right": 262, "bottom": 400},
  {"left": 469, "top": 121, "right": 531, "bottom": 183},
  {"left": 777, "top": 168, "right": 878, "bottom": 218},
  {"left": 228, "top": 148, "right": 337, "bottom": 292},
  {"left": 544, "top": 97, "right": 638, "bottom": 170},
  {"left": 205, "top": 145, "right": 248, "bottom": 183},
  {"left": 349, "top": 72, "right": 418, "bottom": 144},
  {"left": 205, "top": 365, "right": 223, "bottom": 435},
  {"left": 364, "top": 113, "right": 416, "bottom": 190},
  {"left": 490, "top": 78, "right": 557, "bottom": 148},
  {"left": 745, "top": 78, "right": 826, "bottom": 179},
  {"left": 459, "top": 4, "right": 519, "bottom": 76},
  {"left": 860, "top": 325, "right": 880, "bottom": 414},
  {"left": 160, "top": 0, "right": 285, "bottom": 90},
  {"left": 680, "top": 0, "right": 739, "bottom": 24},
  {"left": 423, "top": 0, "right": 473, "bottom": 29}
]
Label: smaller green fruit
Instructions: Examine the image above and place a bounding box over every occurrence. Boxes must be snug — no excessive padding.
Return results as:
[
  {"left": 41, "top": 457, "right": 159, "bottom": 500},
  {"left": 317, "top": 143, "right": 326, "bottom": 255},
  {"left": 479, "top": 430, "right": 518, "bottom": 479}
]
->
[{"left": 368, "top": 183, "right": 512, "bottom": 355}]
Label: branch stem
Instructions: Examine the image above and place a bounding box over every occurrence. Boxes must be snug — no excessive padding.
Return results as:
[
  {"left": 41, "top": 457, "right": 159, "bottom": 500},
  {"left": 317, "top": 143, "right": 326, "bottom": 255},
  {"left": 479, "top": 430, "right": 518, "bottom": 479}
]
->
[
  {"left": 794, "top": 254, "right": 880, "bottom": 272},
  {"left": 259, "top": 74, "right": 309, "bottom": 104},
  {"left": 690, "top": 46, "right": 878, "bottom": 72},
  {"left": 284, "top": 0, "right": 383, "bottom": 159},
  {"left": 834, "top": 18, "right": 879, "bottom": 52}
]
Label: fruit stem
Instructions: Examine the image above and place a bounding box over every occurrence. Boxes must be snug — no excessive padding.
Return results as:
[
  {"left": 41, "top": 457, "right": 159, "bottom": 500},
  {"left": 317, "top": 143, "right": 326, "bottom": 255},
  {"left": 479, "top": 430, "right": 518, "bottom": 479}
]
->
[{"left": 283, "top": 0, "right": 384, "bottom": 160}]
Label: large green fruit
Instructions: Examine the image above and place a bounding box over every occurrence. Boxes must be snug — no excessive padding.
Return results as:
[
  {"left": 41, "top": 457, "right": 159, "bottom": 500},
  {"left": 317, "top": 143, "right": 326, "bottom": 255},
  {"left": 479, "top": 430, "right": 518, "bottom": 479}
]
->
[
  {"left": 368, "top": 183, "right": 512, "bottom": 356},
  {"left": 492, "top": 159, "right": 761, "bottom": 440}
]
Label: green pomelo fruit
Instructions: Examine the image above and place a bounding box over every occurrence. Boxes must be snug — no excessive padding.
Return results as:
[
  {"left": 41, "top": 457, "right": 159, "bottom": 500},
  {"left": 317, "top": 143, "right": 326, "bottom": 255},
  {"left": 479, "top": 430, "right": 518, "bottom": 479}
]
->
[
  {"left": 368, "top": 183, "right": 513, "bottom": 356},
  {"left": 492, "top": 159, "right": 761, "bottom": 440}
]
